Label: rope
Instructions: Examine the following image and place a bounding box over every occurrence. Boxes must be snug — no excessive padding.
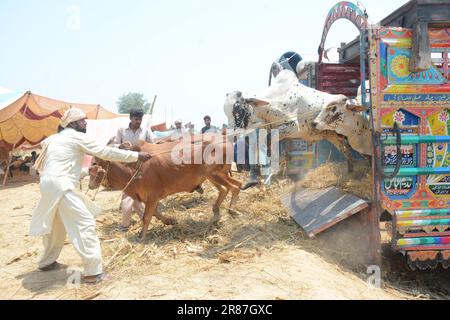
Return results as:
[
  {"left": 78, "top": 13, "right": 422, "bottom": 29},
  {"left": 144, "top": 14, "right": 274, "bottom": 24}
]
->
[
  {"left": 90, "top": 162, "right": 110, "bottom": 201},
  {"left": 88, "top": 159, "right": 142, "bottom": 208},
  {"left": 114, "top": 161, "right": 143, "bottom": 208},
  {"left": 121, "top": 161, "right": 142, "bottom": 193},
  {"left": 121, "top": 109, "right": 321, "bottom": 160}
]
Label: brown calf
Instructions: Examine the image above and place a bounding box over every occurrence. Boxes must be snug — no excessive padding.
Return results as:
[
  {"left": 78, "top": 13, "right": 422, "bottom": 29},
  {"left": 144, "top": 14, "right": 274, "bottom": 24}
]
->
[{"left": 89, "top": 135, "right": 242, "bottom": 241}]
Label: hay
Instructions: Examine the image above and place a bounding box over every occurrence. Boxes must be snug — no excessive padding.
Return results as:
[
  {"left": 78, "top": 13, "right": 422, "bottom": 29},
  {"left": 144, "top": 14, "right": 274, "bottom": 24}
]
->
[
  {"left": 85, "top": 173, "right": 304, "bottom": 280},
  {"left": 218, "top": 249, "right": 261, "bottom": 264},
  {"left": 295, "top": 161, "right": 373, "bottom": 200}
]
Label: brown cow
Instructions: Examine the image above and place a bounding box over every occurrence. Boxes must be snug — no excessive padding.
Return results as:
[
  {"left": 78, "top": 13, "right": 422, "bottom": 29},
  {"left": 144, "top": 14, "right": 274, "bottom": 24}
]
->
[{"left": 88, "top": 134, "right": 242, "bottom": 241}]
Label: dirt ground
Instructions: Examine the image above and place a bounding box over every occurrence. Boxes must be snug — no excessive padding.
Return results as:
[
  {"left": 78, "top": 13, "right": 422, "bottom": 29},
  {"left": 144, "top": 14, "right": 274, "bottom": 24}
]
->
[{"left": 1, "top": 172, "right": 450, "bottom": 300}]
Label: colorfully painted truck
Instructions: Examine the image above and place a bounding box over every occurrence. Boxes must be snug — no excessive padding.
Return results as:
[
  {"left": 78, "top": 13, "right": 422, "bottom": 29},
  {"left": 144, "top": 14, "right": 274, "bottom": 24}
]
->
[
  {"left": 318, "top": 0, "right": 450, "bottom": 269},
  {"left": 370, "top": 7, "right": 450, "bottom": 270},
  {"left": 282, "top": 1, "right": 449, "bottom": 270}
]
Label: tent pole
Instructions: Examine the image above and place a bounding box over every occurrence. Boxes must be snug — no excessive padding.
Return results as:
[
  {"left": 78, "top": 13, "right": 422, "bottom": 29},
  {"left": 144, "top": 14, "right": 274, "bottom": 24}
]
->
[
  {"left": 149, "top": 95, "right": 157, "bottom": 115},
  {"left": 2, "top": 144, "right": 20, "bottom": 188},
  {"left": 2, "top": 150, "right": 13, "bottom": 188},
  {"left": 2, "top": 92, "right": 31, "bottom": 188},
  {"left": 95, "top": 104, "right": 100, "bottom": 120}
]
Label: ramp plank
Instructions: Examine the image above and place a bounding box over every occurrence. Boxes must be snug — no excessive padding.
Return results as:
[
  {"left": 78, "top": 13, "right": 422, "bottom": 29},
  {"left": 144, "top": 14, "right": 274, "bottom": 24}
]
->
[{"left": 282, "top": 187, "right": 369, "bottom": 238}]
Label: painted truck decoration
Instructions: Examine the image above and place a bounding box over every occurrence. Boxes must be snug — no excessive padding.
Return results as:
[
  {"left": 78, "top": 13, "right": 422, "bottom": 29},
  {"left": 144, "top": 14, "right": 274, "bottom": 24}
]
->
[
  {"left": 285, "top": 1, "right": 450, "bottom": 270},
  {"left": 372, "top": 25, "right": 450, "bottom": 269}
]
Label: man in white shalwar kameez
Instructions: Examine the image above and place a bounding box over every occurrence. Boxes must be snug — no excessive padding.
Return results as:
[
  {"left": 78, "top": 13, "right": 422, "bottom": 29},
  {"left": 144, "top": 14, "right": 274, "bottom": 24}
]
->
[
  {"left": 113, "top": 107, "right": 153, "bottom": 231},
  {"left": 30, "top": 108, "right": 151, "bottom": 283}
]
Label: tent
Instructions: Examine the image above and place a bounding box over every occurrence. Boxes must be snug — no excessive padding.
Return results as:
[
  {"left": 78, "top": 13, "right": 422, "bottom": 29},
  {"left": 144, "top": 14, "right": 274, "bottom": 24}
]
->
[{"left": 0, "top": 90, "right": 124, "bottom": 152}]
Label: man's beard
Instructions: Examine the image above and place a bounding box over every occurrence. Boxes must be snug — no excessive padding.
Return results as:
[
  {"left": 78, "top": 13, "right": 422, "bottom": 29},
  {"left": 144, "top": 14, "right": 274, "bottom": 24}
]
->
[{"left": 73, "top": 123, "right": 86, "bottom": 133}]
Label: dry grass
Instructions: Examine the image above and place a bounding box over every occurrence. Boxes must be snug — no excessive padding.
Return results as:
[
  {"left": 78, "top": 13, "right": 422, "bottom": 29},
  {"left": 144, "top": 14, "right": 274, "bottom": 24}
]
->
[
  {"left": 2, "top": 173, "right": 450, "bottom": 299},
  {"left": 89, "top": 173, "right": 306, "bottom": 280},
  {"left": 86, "top": 171, "right": 450, "bottom": 300},
  {"left": 295, "top": 161, "right": 373, "bottom": 200}
]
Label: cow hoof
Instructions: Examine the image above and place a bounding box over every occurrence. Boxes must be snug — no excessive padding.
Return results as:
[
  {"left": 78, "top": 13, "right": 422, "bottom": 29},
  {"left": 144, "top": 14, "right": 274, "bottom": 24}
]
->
[
  {"left": 228, "top": 209, "right": 240, "bottom": 217},
  {"left": 194, "top": 185, "right": 204, "bottom": 194},
  {"left": 138, "top": 232, "right": 146, "bottom": 243},
  {"left": 161, "top": 217, "right": 177, "bottom": 226},
  {"left": 139, "top": 237, "right": 146, "bottom": 244},
  {"left": 210, "top": 216, "right": 221, "bottom": 225},
  {"left": 347, "top": 162, "right": 354, "bottom": 174},
  {"left": 241, "top": 181, "right": 258, "bottom": 191}
]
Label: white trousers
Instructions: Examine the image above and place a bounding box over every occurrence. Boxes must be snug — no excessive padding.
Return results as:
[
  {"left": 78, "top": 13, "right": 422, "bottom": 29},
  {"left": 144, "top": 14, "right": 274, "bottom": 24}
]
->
[
  {"left": 38, "top": 191, "right": 103, "bottom": 277},
  {"left": 120, "top": 195, "right": 144, "bottom": 227}
]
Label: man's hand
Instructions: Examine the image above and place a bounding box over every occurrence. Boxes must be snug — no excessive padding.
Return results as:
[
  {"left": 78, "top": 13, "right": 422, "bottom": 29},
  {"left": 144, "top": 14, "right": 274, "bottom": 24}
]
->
[
  {"left": 138, "top": 152, "right": 151, "bottom": 162},
  {"left": 119, "top": 142, "right": 133, "bottom": 150}
]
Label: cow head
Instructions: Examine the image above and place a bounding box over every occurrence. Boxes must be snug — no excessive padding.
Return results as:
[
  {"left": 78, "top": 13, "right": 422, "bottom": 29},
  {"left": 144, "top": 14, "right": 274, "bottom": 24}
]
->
[
  {"left": 88, "top": 158, "right": 107, "bottom": 190},
  {"left": 312, "top": 96, "right": 367, "bottom": 134},
  {"left": 224, "top": 91, "right": 270, "bottom": 130},
  {"left": 224, "top": 91, "right": 248, "bottom": 129}
]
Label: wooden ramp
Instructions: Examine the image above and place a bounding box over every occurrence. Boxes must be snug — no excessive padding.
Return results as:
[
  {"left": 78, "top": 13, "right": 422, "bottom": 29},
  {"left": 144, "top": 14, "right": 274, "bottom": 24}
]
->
[{"left": 281, "top": 187, "right": 369, "bottom": 238}]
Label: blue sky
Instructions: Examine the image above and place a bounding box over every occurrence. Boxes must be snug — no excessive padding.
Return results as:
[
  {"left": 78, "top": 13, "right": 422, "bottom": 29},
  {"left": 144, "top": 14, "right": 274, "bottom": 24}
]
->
[{"left": 0, "top": 0, "right": 408, "bottom": 129}]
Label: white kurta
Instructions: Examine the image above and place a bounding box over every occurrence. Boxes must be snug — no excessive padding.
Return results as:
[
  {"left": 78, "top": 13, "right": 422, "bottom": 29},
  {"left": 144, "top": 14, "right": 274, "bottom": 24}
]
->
[
  {"left": 30, "top": 128, "right": 139, "bottom": 236},
  {"left": 113, "top": 126, "right": 151, "bottom": 227},
  {"left": 30, "top": 128, "right": 139, "bottom": 276}
]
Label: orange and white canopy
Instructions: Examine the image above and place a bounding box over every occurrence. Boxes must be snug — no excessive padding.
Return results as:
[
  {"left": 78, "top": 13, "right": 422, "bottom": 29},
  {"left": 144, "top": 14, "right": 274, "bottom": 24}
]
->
[{"left": 0, "top": 90, "right": 122, "bottom": 151}]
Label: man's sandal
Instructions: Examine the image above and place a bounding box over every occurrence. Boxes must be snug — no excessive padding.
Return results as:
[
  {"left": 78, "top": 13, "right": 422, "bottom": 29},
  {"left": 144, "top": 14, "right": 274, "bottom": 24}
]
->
[
  {"left": 82, "top": 273, "right": 108, "bottom": 284},
  {"left": 39, "top": 262, "right": 66, "bottom": 272}
]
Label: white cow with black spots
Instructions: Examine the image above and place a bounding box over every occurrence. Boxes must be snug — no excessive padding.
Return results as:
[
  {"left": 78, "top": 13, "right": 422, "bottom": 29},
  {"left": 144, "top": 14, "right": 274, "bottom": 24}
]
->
[
  {"left": 224, "top": 69, "right": 358, "bottom": 167},
  {"left": 312, "top": 81, "right": 373, "bottom": 156}
]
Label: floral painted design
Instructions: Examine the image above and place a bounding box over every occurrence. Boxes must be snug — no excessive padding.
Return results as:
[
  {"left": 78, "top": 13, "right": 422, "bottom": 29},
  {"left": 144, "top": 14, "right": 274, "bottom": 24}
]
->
[
  {"left": 391, "top": 55, "right": 410, "bottom": 78},
  {"left": 438, "top": 111, "right": 449, "bottom": 123},
  {"left": 393, "top": 111, "right": 405, "bottom": 124}
]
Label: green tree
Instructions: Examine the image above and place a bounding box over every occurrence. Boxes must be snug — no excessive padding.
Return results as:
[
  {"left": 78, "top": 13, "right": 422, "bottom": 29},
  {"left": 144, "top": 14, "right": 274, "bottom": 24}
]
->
[{"left": 117, "top": 92, "right": 151, "bottom": 114}]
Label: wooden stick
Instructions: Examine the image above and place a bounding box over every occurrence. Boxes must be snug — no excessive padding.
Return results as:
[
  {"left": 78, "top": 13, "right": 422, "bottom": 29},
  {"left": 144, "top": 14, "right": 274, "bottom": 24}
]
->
[
  {"left": 104, "top": 250, "right": 122, "bottom": 268},
  {"left": 7, "top": 252, "right": 32, "bottom": 265},
  {"left": 216, "top": 234, "right": 257, "bottom": 253},
  {"left": 82, "top": 291, "right": 102, "bottom": 300},
  {"left": 121, "top": 248, "right": 136, "bottom": 261},
  {"left": 139, "top": 248, "right": 149, "bottom": 258}
]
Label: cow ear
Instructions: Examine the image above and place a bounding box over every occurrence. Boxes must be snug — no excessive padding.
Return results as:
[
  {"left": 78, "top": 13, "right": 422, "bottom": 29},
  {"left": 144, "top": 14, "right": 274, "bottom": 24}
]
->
[
  {"left": 245, "top": 98, "right": 270, "bottom": 107},
  {"left": 346, "top": 99, "right": 368, "bottom": 112}
]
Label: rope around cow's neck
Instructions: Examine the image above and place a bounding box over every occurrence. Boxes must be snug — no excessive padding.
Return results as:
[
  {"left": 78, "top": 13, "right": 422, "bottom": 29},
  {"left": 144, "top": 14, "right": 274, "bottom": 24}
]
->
[
  {"left": 86, "top": 161, "right": 142, "bottom": 210},
  {"left": 115, "top": 160, "right": 143, "bottom": 207},
  {"left": 121, "top": 161, "right": 143, "bottom": 193},
  {"left": 89, "top": 159, "right": 143, "bottom": 206}
]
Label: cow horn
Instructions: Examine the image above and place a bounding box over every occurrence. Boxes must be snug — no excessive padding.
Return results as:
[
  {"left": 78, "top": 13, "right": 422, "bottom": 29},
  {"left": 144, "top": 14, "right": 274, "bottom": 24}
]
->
[
  {"left": 245, "top": 98, "right": 270, "bottom": 107},
  {"left": 346, "top": 99, "right": 368, "bottom": 112}
]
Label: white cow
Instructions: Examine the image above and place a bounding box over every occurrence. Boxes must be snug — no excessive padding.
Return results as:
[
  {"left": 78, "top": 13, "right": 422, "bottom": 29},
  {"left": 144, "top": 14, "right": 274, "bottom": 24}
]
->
[
  {"left": 312, "top": 82, "right": 373, "bottom": 156},
  {"left": 224, "top": 69, "right": 357, "bottom": 165}
]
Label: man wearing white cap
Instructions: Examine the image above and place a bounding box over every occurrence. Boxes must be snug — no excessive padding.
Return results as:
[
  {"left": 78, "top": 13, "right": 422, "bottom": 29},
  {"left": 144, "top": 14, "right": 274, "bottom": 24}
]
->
[
  {"left": 173, "top": 119, "right": 185, "bottom": 134},
  {"left": 30, "top": 108, "right": 151, "bottom": 284}
]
